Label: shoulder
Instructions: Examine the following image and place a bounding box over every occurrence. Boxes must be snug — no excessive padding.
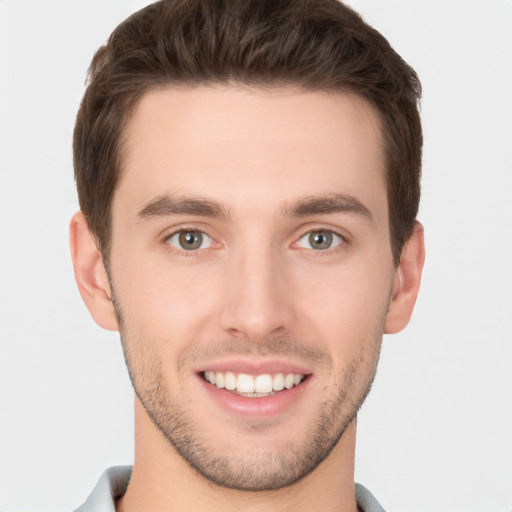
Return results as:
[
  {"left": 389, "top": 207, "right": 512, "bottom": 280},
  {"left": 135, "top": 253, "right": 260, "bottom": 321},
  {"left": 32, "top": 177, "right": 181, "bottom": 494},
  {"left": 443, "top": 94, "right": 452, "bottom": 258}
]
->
[
  {"left": 355, "top": 483, "right": 386, "bottom": 512},
  {"left": 73, "top": 466, "right": 132, "bottom": 512}
]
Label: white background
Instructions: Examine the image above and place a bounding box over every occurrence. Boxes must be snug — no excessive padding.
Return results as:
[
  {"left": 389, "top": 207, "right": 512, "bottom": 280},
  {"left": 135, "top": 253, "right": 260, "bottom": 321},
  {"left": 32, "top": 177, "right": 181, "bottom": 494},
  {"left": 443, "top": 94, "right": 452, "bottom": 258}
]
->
[{"left": 0, "top": 1, "right": 511, "bottom": 511}]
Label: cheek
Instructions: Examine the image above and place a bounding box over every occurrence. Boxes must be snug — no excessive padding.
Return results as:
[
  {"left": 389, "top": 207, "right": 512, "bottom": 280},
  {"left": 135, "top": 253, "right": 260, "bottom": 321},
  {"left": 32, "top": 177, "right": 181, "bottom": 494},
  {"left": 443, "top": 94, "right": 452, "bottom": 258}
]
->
[
  {"left": 110, "top": 252, "right": 221, "bottom": 344},
  {"left": 293, "top": 257, "right": 393, "bottom": 356}
]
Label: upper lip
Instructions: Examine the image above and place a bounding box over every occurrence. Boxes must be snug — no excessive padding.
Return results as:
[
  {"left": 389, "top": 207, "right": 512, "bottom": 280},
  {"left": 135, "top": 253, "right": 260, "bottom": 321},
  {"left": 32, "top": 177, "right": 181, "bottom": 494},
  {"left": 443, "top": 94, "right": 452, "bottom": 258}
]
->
[{"left": 193, "top": 358, "right": 312, "bottom": 376}]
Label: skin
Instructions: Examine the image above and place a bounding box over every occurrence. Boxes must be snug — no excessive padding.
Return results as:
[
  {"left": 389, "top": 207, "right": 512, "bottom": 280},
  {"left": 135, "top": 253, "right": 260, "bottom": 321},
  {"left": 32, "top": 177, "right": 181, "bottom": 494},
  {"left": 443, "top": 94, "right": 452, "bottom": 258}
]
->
[{"left": 70, "top": 86, "right": 425, "bottom": 512}]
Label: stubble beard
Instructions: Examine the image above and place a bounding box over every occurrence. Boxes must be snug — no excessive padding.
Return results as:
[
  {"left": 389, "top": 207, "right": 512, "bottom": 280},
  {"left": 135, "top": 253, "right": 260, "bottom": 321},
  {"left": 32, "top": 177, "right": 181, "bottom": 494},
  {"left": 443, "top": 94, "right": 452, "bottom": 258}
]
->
[{"left": 112, "top": 295, "right": 383, "bottom": 492}]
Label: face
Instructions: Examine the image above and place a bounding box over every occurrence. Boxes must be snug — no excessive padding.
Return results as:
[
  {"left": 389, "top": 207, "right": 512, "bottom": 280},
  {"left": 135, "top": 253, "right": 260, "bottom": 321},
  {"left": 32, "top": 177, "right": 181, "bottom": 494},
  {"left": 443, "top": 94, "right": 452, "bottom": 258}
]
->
[{"left": 108, "top": 86, "right": 396, "bottom": 491}]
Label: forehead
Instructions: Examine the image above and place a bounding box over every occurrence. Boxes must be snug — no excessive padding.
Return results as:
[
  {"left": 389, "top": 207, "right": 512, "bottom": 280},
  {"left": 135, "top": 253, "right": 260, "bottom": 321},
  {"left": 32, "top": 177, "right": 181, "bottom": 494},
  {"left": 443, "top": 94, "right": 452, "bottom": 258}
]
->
[{"left": 115, "top": 85, "right": 387, "bottom": 222}]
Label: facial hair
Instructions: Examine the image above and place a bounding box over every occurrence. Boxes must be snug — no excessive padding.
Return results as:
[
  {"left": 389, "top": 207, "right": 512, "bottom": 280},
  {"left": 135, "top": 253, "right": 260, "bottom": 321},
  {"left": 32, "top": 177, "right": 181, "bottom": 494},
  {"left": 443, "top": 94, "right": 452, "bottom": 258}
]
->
[{"left": 112, "top": 292, "right": 384, "bottom": 492}]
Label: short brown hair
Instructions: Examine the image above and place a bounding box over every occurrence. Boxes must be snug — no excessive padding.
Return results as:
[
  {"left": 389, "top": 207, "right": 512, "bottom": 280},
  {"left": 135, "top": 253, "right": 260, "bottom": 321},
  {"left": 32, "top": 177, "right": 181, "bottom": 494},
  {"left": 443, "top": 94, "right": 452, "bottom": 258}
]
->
[{"left": 73, "top": 0, "right": 422, "bottom": 265}]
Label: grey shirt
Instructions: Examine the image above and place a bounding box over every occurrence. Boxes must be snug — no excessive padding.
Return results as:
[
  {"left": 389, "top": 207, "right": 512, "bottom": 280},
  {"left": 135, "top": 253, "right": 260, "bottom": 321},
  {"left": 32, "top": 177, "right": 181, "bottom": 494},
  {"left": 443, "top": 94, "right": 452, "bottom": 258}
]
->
[{"left": 74, "top": 466, "right": 385, "bottom": 512}]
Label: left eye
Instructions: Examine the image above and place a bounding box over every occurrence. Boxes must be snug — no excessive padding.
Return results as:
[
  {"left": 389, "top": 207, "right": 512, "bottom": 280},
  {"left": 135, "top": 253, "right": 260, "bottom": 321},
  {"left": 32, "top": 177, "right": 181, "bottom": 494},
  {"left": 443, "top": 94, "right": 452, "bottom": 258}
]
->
[
  {"left": 296, "top": 230, "right": 344, "bottom": 250},
  {"left": 166, "top": 230, "right": 213, "bottom": 251}
]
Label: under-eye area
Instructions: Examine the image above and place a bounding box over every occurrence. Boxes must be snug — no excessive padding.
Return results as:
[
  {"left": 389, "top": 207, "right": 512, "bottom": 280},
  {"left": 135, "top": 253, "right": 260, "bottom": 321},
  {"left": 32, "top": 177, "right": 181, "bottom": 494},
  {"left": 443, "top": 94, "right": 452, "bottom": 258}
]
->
[{"left": 202, "top": 371, "right": 308, "bottom": 397}]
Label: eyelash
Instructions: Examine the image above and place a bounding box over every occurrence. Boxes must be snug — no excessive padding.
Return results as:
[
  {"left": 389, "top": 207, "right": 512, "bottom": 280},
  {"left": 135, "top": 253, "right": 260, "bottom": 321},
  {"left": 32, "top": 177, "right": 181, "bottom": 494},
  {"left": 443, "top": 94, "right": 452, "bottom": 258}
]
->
[
  {"left": 163, "top": 225, "right": 213, "bottom": 256},
  {"left": 294, "top": 226, "right": 348, "bottom": 253},
  {"left": 162, "top": 225, "right": 348, "bottom": 256}
]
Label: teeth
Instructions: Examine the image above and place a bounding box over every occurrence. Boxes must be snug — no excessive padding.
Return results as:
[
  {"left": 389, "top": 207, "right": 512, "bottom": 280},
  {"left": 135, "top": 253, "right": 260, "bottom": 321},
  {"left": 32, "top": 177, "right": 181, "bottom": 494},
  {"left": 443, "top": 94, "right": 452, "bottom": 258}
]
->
[
  {"left": 215, "top": 372, "right": 225, "bottom": 389},
  {"left": 254, "top": 374, "right": 273, "bottom": 393},
  {"left": 273, "top": 373, "right": 285, "bottom": 391},
  {"left": 284, "top": 374, "right": 295, "bottom": 389},
  {"left": 204, "top": 371, "right": 305, "bottom": 394},
  {"left": 225, "top": 371, "right": 237, "bottom": 390},
  {"left": 237, "top": 373, "right": 255, "bottom": 393}
]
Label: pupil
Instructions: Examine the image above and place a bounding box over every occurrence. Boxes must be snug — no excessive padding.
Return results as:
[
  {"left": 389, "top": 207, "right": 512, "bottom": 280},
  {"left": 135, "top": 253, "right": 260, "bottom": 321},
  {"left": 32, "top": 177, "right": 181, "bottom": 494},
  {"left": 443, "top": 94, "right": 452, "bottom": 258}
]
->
[
  {"left": 179, "top": 231, "right": 202, "bottom": 250},
  {"left": 310, "top": 231, "right": 332, "bottom": 250}
]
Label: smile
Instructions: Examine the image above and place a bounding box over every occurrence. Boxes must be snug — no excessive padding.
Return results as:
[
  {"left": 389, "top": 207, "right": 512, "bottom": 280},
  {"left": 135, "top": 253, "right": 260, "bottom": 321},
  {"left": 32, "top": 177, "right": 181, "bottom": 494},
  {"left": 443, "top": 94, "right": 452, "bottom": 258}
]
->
[{"left": 203, "top": 371, "right": 306, "bottom": 397}]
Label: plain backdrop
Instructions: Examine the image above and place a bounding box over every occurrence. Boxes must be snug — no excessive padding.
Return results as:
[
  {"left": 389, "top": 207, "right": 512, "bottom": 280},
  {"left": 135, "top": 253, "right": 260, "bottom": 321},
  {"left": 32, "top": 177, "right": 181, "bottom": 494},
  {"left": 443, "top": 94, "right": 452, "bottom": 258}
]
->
[{"left": 0, "top": 1, "right": 511, "bottom": 511}]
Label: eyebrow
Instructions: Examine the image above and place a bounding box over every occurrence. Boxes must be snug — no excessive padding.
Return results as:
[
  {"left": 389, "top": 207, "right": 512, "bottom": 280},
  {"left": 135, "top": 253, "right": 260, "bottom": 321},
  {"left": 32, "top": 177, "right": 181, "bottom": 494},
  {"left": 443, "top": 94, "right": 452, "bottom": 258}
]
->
[
  {"left": 283, "top": 193, "right": 374, "bottom": 222},
  {"left": 138, "top": 194, "right": 231, "bottom": 220},
  {"left": 137, "top": 192, "right": 373, "bottom": 223}
]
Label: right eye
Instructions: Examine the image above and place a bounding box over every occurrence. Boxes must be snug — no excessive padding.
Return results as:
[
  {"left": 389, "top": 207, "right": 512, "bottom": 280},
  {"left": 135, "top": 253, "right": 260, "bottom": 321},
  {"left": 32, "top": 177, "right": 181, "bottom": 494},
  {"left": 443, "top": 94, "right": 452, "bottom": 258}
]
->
[{"left": 166, "top": 230, "right": 213, "bottom": 251}]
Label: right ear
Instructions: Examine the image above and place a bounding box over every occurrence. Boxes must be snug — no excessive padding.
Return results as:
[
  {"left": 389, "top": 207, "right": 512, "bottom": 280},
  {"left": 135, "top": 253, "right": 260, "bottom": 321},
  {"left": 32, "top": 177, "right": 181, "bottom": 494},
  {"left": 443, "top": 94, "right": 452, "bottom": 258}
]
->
[{"left": 69, "top": 212, "right": 119, "bottom": 331}]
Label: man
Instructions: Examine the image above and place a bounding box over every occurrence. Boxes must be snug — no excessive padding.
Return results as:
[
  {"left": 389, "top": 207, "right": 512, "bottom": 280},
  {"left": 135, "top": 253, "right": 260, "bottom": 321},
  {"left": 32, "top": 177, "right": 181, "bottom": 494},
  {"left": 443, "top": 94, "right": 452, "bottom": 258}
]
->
[{"left": 70, "top": 0, "right": 425, "bottom": 510}]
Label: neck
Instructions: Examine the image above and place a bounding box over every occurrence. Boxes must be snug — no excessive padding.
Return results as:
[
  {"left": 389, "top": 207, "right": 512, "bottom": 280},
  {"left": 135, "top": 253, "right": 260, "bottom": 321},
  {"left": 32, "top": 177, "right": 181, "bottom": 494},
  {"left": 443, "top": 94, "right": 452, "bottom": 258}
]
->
[{"left": 117, "top": 398, "right": 359, "bottom": 512}]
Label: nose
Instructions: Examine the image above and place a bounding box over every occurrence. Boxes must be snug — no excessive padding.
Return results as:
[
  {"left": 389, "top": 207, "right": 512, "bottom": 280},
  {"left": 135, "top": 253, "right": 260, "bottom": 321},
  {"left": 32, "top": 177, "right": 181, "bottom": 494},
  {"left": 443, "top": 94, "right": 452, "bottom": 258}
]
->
[{"left": 218, "top": 244, "right": 296, "bottom": 341}]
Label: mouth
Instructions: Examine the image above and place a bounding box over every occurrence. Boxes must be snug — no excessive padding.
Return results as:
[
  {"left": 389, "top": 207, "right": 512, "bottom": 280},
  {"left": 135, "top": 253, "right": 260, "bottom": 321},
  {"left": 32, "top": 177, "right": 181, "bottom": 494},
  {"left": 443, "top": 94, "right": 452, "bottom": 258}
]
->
[
  {"left": 196, "top": 360, "right": 313, "bottom": 418},
  {"left": 202, "top": 371, "right": 307, "bottom": 398}
]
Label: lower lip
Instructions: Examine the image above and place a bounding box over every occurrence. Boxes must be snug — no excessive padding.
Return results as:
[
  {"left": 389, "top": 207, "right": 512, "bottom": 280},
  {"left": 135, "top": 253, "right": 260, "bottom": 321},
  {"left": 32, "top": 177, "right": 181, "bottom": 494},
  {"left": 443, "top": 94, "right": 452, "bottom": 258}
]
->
[{"left": 198, "top": 375, "right": 311, "bottom": 418}]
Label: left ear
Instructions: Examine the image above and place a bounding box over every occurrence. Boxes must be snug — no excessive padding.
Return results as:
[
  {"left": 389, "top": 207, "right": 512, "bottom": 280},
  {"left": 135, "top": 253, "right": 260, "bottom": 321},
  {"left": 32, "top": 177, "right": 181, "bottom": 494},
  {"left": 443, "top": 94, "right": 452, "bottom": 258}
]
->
[{"left": 384, "top": 221, "right": 425, "bottom": 334}]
